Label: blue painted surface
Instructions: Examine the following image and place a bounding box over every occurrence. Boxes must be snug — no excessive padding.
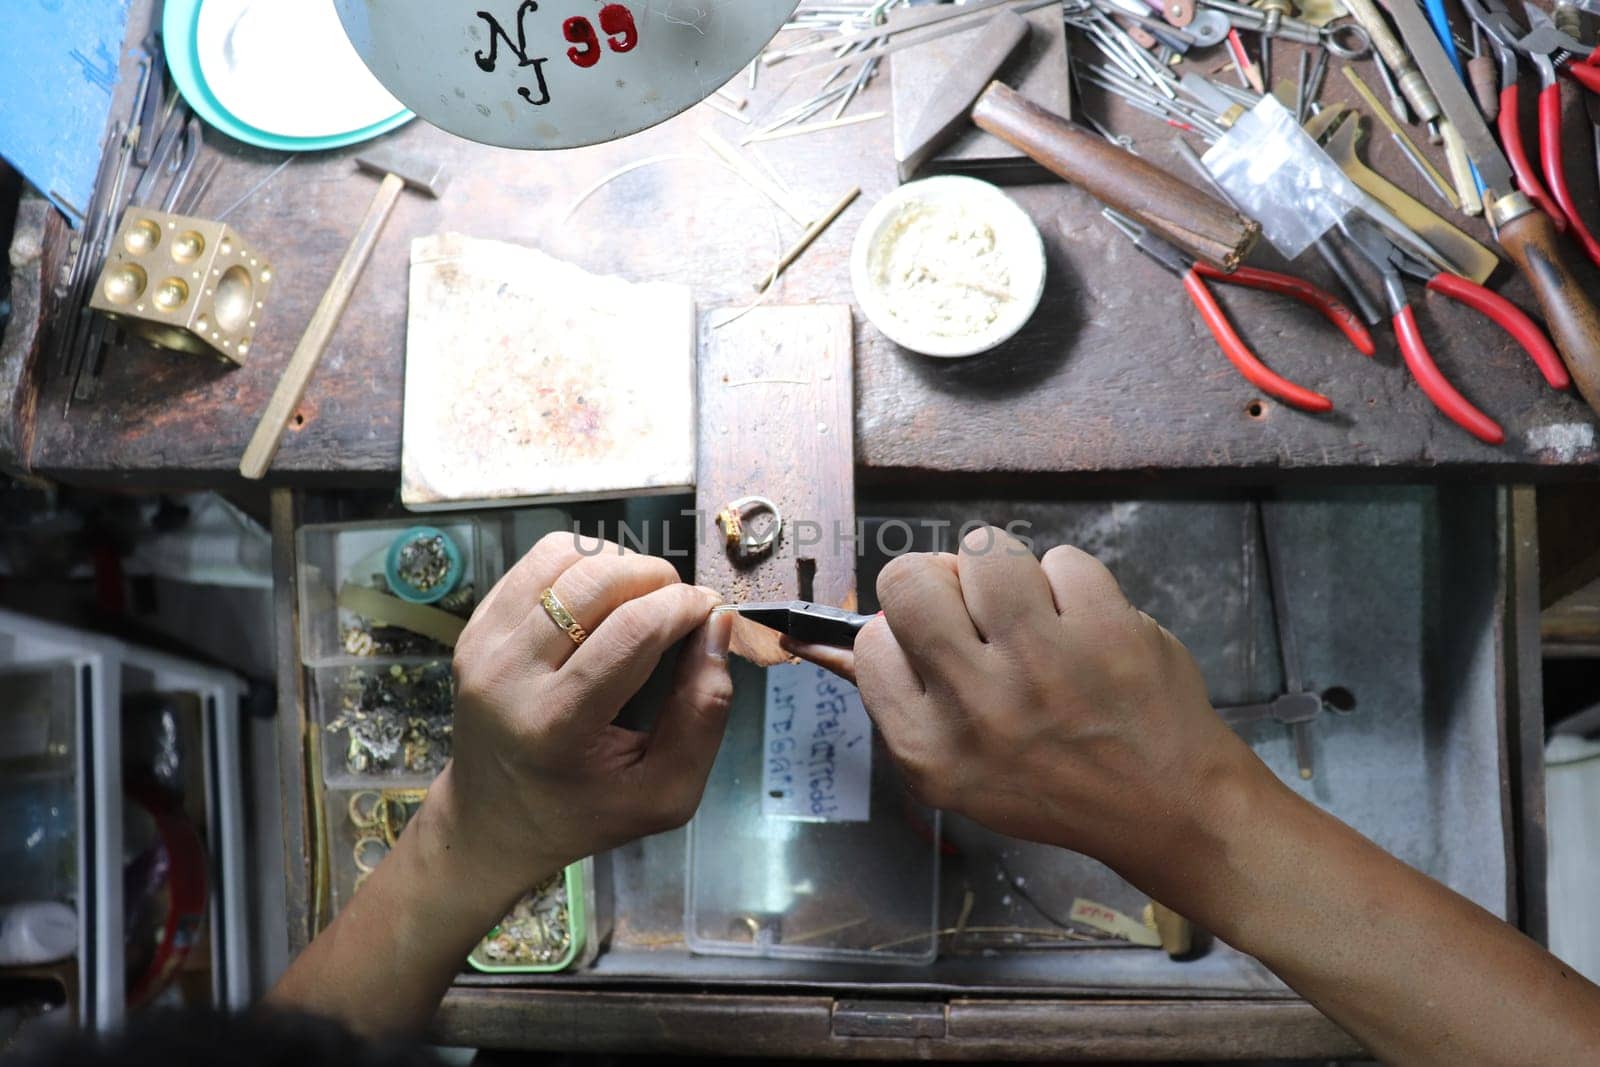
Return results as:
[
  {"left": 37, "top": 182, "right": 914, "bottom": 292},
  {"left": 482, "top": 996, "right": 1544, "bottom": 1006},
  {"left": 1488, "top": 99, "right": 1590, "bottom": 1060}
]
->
[{"left": 0, "top": 0, "right": 134, "bottom": 228}]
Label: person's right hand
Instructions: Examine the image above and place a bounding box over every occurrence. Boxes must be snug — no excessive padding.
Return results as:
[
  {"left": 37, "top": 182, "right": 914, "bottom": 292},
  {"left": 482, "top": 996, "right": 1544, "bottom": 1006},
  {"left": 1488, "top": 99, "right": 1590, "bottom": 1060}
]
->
[
  {"left": 784, "top": 525, "right": 1266, "bottom": 898},
  {"left": 784, "top": 527, "right": 1600, "bottom": 1066}
]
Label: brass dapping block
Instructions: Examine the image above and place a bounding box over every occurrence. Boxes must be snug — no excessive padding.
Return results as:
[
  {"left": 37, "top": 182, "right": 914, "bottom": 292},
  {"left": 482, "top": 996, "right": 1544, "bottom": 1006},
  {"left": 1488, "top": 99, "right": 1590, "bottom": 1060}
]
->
[{"left": 89, "top": 208, "right": 273, "bottom": 365}]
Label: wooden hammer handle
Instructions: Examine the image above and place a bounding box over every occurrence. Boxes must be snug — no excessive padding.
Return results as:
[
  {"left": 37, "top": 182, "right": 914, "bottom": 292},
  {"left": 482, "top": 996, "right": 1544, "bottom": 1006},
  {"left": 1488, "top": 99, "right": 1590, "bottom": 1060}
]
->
[
  {"left": 971, "top": 82, "right": 1259, "bottom": 271},
  {"left": 240, "top": 172, "right": 404, "bottom": 480},
  {"left": 1497, "top": 207, "right": 1600, "bottom": 418}
]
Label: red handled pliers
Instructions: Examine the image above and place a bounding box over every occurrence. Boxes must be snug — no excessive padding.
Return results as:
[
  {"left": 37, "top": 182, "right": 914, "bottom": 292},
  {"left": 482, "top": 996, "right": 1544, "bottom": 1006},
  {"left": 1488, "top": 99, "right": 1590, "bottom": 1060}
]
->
[
  {"left": 1513, "top": 7, "right": 1600, "bottom": 269},
  {"left": 1339, "top": 217, "right": 1570, "bottom": 446},
  {"left": 1103, "top": 210, "right": 1375, "bottom": 413},
  {"left": 1458, "top": 0, "right": 1568, "bottom": 230}
]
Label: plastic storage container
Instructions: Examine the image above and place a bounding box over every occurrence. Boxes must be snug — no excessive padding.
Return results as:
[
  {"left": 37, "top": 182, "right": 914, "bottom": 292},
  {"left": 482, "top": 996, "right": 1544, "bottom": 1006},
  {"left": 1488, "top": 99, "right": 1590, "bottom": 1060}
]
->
[
  {"left": 313, "top": 659, "right": 454, "bottom": 790},
  {"left": 0, "top": 664, "right": 78, "bottom": 914},
  {"left": 327, "top": 785, "right": 431, "bottom": 916},
  {"left": 326, "top": 786, "right": 600, "bottom": 973},
  {"left": 296, "top": 519, "right": 499, "bottom": 667},
  {"left": 468, "top": 858, "right": 601, "bottom": 974},
  {"left": 685, "top": 659, "right": 941, "bottom": 965}
]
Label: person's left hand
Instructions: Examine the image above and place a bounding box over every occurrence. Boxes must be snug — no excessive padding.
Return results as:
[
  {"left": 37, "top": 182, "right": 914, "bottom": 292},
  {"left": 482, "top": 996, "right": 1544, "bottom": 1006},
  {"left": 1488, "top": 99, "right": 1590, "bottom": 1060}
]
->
[{"left": 415, "top": 532, "right": 734, "bottom": 912}]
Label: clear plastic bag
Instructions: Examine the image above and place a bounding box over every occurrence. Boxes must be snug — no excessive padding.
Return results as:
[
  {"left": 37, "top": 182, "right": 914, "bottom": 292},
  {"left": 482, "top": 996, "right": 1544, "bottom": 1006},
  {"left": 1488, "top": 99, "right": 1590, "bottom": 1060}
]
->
[{"left": 1202, "top": 96, "right": 1368, "bottom": 258}]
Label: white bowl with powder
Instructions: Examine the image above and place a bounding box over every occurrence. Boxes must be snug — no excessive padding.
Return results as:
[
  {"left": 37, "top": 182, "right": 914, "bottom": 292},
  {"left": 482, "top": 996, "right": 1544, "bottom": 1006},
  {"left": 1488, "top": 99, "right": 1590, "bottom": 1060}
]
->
[{"left": 851, "top": 176, "right": 1046, "bottom": 358}]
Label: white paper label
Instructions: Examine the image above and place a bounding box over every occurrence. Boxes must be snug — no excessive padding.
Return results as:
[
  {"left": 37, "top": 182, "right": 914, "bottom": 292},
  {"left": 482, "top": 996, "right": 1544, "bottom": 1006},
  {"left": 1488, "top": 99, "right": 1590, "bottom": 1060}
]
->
[{"left": 761, "top": 663, "right": 872, "bottom": 823}]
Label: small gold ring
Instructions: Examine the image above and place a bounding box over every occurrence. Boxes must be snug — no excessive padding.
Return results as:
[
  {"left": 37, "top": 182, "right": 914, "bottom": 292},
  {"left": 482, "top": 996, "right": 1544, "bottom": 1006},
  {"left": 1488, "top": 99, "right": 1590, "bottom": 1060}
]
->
[
  {"left": 540, "top": 587, "right": 588, "bottom": 647},
  {"left": 352, "top": 835, "right": 389, "bottom": 874},
  {"left": 718, "top": 496, "right": 782, "bottom": 558},
  {"left": 377, "top": 789, "right": 427, "bottom": 846},
  {"left": 348, "top": 790, "right": 383, "bottom": 830}
]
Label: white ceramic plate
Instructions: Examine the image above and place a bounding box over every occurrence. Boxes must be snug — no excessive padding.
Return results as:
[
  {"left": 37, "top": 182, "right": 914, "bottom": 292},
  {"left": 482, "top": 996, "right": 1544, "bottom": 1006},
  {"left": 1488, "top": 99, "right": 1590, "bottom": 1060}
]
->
[
  {"left": 851, "top": 176, "right": 1047, "bottom": 359},
  {"left": 333, "top": 0, "right": 799, "bottom": 150},
  {"left": 196, "top": 0, "right": 407, "bottom": 139}
]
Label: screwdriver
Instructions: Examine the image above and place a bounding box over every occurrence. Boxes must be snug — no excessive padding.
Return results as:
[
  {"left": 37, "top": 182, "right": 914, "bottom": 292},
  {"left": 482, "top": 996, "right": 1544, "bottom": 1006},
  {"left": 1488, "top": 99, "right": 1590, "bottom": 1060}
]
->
[{"left": 721, "top": 601, "right": 878, "bottom": 648}]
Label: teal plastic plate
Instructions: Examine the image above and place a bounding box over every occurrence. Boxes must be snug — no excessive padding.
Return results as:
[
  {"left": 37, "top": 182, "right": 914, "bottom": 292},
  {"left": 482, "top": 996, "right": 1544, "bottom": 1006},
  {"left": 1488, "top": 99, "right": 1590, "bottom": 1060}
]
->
[{"left": 164, "top": 0, "right": 413, "bottom": 152}]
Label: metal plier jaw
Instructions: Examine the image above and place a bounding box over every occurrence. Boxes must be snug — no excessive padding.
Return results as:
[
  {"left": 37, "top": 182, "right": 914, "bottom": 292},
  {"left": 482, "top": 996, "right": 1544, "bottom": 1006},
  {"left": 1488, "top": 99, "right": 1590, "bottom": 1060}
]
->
[
  {"left": 1512, "top": 6, "right": 1600, "bottom": 267},
  {"left": 1518, "top": 5, "right": 1597, "bottom": 69},
  {"left": 1103, "top": 211, "right": 1192, "bottom": 276},
  {"left": 1459, "top": 0, "right": 1525, "bottom": 90},
  {"left": 1339, "top": 216, "right": 1570, "bottom": 445},
  {"left": 1457, "top": 0, "right": 1572, "bottom": 230}
]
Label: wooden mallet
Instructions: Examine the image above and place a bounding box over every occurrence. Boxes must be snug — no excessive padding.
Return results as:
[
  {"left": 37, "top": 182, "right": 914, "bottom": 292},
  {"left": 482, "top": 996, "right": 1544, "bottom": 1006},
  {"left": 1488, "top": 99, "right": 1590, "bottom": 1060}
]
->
[{"left": 239, "top": 149, "right": 446, "bottom": 480}]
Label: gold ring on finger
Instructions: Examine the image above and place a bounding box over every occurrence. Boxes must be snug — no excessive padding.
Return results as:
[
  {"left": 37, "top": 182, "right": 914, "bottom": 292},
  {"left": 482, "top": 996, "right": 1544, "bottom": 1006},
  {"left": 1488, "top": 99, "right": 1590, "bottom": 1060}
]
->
[{"left": 540, "top": 587, "right": 588, "bottom": 647}]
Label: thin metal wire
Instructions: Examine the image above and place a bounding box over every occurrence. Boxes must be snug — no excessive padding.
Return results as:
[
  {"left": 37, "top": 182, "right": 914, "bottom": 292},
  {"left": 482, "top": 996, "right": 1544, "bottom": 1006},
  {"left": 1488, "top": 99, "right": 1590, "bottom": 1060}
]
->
[{"left": 215, "top": 154, "right": 298, "bottom": 222}]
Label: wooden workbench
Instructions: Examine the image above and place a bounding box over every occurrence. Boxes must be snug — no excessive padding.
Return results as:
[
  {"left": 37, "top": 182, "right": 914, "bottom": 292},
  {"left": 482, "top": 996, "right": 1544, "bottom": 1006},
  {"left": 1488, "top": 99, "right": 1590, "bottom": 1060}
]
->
[
  {"left": 3, "top": 23, "right": 1599, "bottom": 488},
  {"left": 0, "top": 7, "right": 1575, "bottom": 1059}
]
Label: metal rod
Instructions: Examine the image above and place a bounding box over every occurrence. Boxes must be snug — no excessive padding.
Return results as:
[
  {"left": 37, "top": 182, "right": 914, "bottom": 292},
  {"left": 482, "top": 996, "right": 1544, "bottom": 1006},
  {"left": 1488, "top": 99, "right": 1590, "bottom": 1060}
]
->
[
  {"left": 1372, "top": 55, "right": 1411, "bottom": 124},
  {"left": 1295, "top": 50, "right": 1310, "bottom": 124},
  {"left": 1391, "top": 131, "right": 1458, "bottom": 206},
  {"left": 1254, "top": 500, "right": 1304, "bottom": 694},
  {"left": 833, "top": 54, "right": 878, "bottom": 119},
  {"left": 756, "top": 186, "right": 861, "bottom": 291},
  {"left": 216, "top": 155, "right": 299, "bottom": 223},
  {"left": 1304, "top": 46, "right": 1330, "bottom": 114},
  {"left": 1313, "top": 236, "right": 1385, "bottom": 326}
]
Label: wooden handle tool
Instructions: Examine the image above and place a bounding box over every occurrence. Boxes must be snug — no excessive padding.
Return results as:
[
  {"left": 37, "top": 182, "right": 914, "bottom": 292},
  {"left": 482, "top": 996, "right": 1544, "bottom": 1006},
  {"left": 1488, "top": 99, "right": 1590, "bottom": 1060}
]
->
[
  {"left": 1381, "top": 0, "right": 1600, "bottom": 418},
  {"left": 1342, "top": 0, "right": 1440, "bottom": 123},
  {"left": 1497, "top": 203, "right": 1600, "bottom": 413},
  {"left": 240, "top": 149, "right": 446, "bottom": 480},
  {"left": 972, "top": 82, "right": 1260, "bottom": 270}
]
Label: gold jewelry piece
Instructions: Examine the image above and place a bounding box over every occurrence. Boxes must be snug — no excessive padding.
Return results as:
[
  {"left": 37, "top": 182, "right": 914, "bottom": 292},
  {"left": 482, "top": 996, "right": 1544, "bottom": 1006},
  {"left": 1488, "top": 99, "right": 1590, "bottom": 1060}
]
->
[
  {"left": 376, "top": 789, "right": 427, "bottom": 846},
  {"left": 540, "top": 587, "right": 588, "bottom": 646},
  {"left": 347, "top": 788, "right": 426, "bottom": 849},
  {"left": 715, "top": 506, "right": 743, "bottom": 548},
  {"left": 348, "top": 790, "right": 383, "bottom": 830},
  {"left": 717, "top": 495, "right": 782, "bottom": 559},
  {"left": 352, "top": 835, "right": 390, "bottom": 874}
]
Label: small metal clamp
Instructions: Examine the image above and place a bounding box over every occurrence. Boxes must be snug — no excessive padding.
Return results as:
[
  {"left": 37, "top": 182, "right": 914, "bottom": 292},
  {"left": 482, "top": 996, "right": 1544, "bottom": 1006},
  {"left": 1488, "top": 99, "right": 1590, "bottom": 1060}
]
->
[{"left": 716, "top": 495, "right": 783, "bottom": 559}]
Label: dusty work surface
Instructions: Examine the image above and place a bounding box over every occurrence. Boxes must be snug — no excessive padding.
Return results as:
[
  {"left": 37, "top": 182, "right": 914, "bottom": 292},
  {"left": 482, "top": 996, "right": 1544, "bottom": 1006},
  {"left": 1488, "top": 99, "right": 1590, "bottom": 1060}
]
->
[{"left": 9, "top": 26, "right": 1600, "bottom": 485}]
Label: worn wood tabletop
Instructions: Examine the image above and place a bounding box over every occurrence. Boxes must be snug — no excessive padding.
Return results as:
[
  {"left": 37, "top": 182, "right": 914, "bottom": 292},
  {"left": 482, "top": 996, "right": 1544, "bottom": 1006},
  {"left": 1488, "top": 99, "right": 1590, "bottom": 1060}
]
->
[{"left": 13, "top": 22, "right": 1600, "bottom": 487}]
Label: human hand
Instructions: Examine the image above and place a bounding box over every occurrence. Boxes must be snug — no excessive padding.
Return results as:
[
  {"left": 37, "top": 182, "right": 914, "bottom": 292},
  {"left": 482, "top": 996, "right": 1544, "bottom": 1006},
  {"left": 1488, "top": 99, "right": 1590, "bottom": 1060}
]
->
[
  {"left": 783, "top": 526, "right": 1263, "bottom": 898},
  {"left": 418, "top": 532, "right": 734, "bottom": 913}
]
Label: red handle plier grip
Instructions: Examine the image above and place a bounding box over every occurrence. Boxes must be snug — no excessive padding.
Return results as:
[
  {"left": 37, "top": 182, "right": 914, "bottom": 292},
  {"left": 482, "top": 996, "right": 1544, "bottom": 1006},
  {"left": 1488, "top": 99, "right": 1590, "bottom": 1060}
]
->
[
  {"left": 1537, "top": 80, "right": 1600, "bottom": 268},
  {"left": 1342, "top": 217, "right": 1565, "bottom": 447},
  {"left": 1390, "top": 306, "right": 1506, "bottom": 445},
  {"left": 1500, "top": 81, "right": 1568, "bottom": 230},
  {"left": 1574, "top": 47, "right": 1600, "bottom": 89},
  {"left": 1388, "top": 268, "right": 1571, "bottom": 446},
  {"left": 1102, "top": 208, "right": 1373, "bottom": 414},
  {"left": 1516, "top": 11, "right": 1600, "bottom": 268},
  {"left": 1193, "top": 263, "right": 1377, "bottom": 355},
  {"left": 1187, "top": 263, "right": 1376, "bottom": 413},
  {"left": 1459, "top": 0, "right": 1569, "bottom": 229},
  {"left": 1425, "top": 272, "right": 1570, "bottom": 390}
]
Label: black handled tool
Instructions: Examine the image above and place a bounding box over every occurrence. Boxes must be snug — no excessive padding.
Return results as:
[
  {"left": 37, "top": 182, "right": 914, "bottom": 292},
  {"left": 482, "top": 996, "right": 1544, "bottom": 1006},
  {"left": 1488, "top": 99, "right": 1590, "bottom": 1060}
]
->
[{"left": 726, "top": 601, "right": 877, "bottom": 648}]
